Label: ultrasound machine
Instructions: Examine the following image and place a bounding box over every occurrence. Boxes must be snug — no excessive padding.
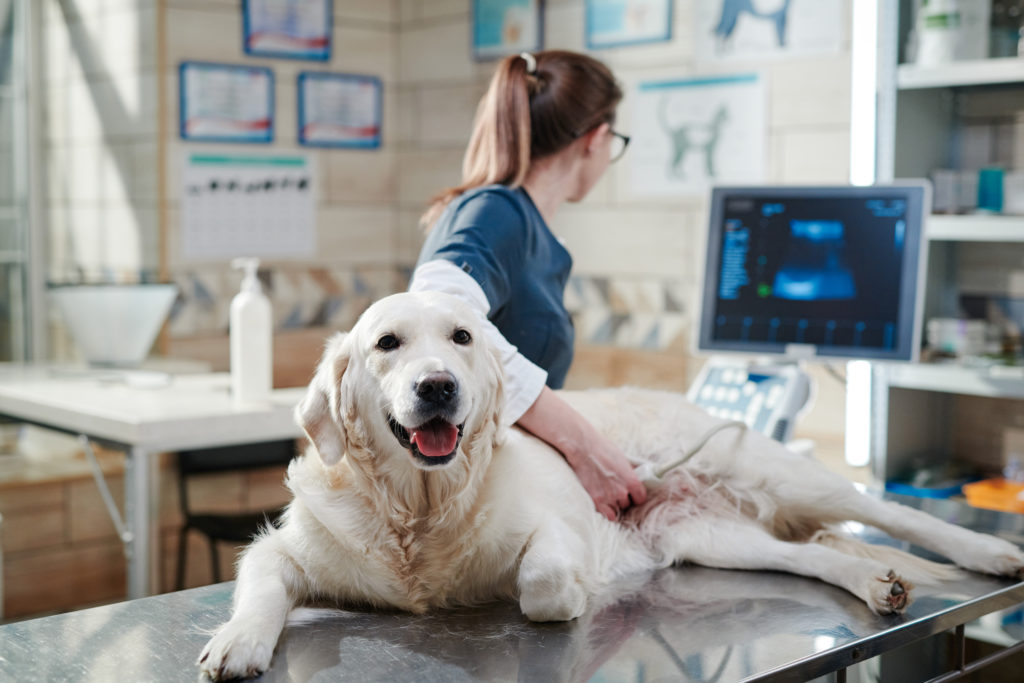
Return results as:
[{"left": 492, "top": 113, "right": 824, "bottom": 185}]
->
[{"left": 689, "top": 184, "right": 930, "bottom": 444}]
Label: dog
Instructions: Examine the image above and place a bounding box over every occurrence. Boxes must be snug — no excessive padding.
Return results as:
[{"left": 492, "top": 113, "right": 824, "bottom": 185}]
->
[{"left": 199, "top": 291, "right": 1024, "bottom": 680}]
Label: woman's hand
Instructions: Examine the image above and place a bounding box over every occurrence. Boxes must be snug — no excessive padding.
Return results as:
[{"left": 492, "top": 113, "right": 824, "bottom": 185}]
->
[{"left": 517, "top": 387, "right": 647, "bottom": 521}]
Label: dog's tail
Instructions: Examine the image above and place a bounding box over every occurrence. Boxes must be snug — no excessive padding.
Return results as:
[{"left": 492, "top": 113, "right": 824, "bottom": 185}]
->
[{"left": 812, "top": 529, "right": 964, "bottom": 585}]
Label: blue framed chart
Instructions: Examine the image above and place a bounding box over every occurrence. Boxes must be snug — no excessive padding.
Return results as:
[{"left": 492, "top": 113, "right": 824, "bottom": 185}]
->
[
  {"left": 585, "top": 0, "right": 673, "bottom": 50},
  {"left": 298, "top": 72, "right": 382, "bottom": 149},
  {"left": 179, "top": 62, "right": 274, "bottom": 144},
  {"left": 472, "top": 0, "right": 544, "bottom": 61},
  {"left": 243, "top": 0, "right": 332, "bottom": 61}
]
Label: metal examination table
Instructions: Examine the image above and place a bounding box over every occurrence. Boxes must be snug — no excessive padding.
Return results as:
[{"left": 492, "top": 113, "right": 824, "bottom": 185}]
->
[{"left": 2, "top": 493, "right": 1023, "bottom": 682}]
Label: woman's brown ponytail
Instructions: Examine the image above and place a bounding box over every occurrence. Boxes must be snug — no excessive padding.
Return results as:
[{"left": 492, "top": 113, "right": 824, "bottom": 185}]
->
[{"left": 421, "top": 50, "right": 622, "bottom": 229}]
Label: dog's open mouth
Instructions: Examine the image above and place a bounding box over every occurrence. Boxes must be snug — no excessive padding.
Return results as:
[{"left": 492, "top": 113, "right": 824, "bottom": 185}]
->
[{"left": 388, "top": 415, "right": 464, "bottom": 466}]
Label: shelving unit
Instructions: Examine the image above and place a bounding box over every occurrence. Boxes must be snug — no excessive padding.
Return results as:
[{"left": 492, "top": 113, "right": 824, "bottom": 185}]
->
[
  {"left": 856, "top": 2, "right": 1024, "bottom": 494},
  {"left": 898, "top": 56, "right": 1024, "bottom": 90},
  {"left": 927, "top": 214, "right": 1024, "bottom": 242},
  {"left": 855, "top": 360, "right": 1024, "bottom": 491},
  {"left": 873, "top": 362, "right": 1024, "bottom": 399}
]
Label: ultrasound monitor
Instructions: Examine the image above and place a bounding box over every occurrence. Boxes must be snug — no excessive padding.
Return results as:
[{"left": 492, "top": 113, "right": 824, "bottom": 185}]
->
[{"left": 697, "top": 184, "right": 929, "bottom": 362}]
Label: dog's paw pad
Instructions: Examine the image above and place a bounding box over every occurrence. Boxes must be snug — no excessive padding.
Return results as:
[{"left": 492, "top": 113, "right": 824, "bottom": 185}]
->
[{"left": 869, "top": 570, "right": 912, "bottom": 615}]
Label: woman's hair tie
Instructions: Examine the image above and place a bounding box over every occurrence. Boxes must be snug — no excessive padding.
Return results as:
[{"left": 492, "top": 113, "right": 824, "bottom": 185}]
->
[{"left": 519, "top": 52, "right": 537, "bottom": 75}]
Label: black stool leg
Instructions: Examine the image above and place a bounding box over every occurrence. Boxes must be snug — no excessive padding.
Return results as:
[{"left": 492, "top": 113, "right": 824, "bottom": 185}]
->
[
  {"left": 175, "top": 525, "right": 189, "bottom": 591},
  {"left": 209, "top": 536, "right": 221, "bottom": 584}
]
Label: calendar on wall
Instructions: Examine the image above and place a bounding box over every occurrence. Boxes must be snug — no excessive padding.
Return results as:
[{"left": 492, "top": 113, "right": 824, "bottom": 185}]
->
[{"left": 181, "top": 152, "right": 317, "bottom": 262}]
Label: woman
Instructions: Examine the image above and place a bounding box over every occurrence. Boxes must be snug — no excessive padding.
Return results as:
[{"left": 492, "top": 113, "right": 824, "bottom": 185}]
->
[{"left": 409, "top": 50, "right": 645, "bottom": 520}]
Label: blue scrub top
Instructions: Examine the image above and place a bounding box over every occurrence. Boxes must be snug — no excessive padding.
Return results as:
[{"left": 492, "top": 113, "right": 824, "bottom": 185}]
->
[{"left": 416, "top": 184, "right": 575, "bottom": 389}]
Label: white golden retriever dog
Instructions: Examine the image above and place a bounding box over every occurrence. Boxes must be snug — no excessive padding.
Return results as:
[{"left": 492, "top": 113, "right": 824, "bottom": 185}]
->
[{"left": 200, "top": 291, "right": 1024, "bottom": 680}]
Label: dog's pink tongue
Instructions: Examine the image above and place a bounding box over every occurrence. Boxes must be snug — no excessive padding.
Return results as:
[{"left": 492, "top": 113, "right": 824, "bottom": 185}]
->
[{"left": 410, "top": 421, "right": 459, "bottom": 457}]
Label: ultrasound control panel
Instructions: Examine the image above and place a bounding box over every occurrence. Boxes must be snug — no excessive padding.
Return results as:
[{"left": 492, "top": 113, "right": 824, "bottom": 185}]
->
[{"left": 687, "top": 359, "right": 811, "bottom": 443}]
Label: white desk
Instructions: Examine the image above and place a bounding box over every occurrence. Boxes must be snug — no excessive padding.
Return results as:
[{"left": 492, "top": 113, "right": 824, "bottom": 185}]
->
[{"left": 0, "top": 364, "right": 305, "bottom": 598}]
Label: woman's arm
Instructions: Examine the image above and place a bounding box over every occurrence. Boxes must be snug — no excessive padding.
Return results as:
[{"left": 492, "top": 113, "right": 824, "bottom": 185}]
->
[{"left": 517, "top": 386, "right": 647, "bottom": 521}]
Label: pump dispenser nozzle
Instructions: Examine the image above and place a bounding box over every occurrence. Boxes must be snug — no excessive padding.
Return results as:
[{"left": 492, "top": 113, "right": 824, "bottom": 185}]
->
[{"left": 232, "top": 257, "right": 263, "bottom": 294}]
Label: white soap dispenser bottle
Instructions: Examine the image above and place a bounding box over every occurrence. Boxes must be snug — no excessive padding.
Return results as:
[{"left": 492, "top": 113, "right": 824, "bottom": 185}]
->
[{"left": 230, "top": 257, "right": 272, "bottom": 407}]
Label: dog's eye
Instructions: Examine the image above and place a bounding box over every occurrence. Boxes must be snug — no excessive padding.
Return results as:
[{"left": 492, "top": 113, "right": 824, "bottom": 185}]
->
[
  {"left": 452, "top": 328, "right": 472, "bottom": 345},
  {"left": 376, "top": 334, "right": 400, "bottom": 351}
]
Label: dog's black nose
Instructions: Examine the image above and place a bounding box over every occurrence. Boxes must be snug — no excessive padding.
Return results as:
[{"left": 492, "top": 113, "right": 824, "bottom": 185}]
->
[{"left": 416, "top": 372, "right": 458, "bottom": 405}]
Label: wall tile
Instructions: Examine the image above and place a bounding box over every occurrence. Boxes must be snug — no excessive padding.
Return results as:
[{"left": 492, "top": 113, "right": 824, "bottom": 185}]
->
[
  {"left": 420, "top": 0, "right": 470, "bottom": 21},
  {"left": 396, "top": 148, "right": 464, "bottom": 206},
  {"left": 4, "top": 542, "right": 126, "bottom": 618},
  {"left": 1, "top": 507, "right": 64, "bottom": 553},
  {"left": 165, "top": 6, "right": 243, "bottom": 63},
  {"left": 552, "top": 206, "right": 693, "bottom": 279},
  {"left": 399, "top": 20, "right": 474, "bottom": 86},
  {"left": 417, "top": 83, "right": 482, "bottom": 147},
  {"left": 394, "top": 86, "right": 419, "bottom": 146},
  {"left": 397, "top": 208, "right": 427, "bottom": 264},
  {"left": 68, "top": 475, "right": 125, "bottom": 544},
  {"left": 770, "top": 56, "right": 852, "bottom": 128},
  {"left": 316, "top": 206, "right": 397, "bottom": 266},
  {"left": 335, "top": 0, "right": 397, "bottom": 24},
  {"left": 325, "top": 150, "right": 398, "bottom": 204},
  {"left": 775, "top": 127, "right": 850, "bottom": 183},
  {"left": 331, "top": 25, "right": 396, "bottom": 78}
]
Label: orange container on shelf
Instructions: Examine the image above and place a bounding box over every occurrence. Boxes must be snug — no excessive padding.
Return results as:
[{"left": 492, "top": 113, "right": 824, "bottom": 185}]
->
[{"left": 962, "top": 478, "right": 1024, "bottom": 514}]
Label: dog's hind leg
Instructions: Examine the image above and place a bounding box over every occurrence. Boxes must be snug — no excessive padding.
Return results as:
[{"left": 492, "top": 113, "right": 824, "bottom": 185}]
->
[
  {"left": 821, "top": 487, "right": 1024, "bottom": 579},
  {"left": 199, "top": 534, "right": 301, "bottom": 680},
  {"left": 518, "top": 518, "right": 589, "bottom": 622},
  {"left": 663, "top": 516, "right": 912, "bottom": 615}
]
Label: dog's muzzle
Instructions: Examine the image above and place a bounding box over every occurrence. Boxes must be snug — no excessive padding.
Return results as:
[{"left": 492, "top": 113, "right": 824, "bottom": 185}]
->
[{"left": 388, "top": 415, "right": 465, "bottom": 467}]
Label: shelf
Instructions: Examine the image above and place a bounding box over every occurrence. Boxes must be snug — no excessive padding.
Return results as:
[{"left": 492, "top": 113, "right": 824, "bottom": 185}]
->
[
  {"left": 875, "top": 363, "right": 1024, "bottom": 399},
  {"left": 927, "top": 215, "right": 1024, "bottom": 242},
  {"left": 898, "top": 57, "right": 1024, "bottom": 90}
]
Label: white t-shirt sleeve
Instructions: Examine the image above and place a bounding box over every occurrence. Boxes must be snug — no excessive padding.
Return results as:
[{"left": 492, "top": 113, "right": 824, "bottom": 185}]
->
[{"left": 409, "top": 259, "right": 547, "bottom": 425}]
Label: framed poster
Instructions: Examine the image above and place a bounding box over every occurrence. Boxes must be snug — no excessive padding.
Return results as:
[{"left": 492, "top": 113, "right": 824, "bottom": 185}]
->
[
  {"left": 179, "top": 62, "right": 274, "bottom": 144},
  {"left": 243, "top": 0, "right": 332, "bottom": 61},
  {"left": 696, "top": 0, "right": 842, "bottom": 63},
  {"left": 298, "top": 72, "right": 382, "bottom": 148},
  {"left": 629, "top": 73, "right": 766, "bottom": 197},
  {"left": 585, "top": 0, "right": 672, "bottom": 50},
  {"left": 472, "top": 0, "right": 544, "bottom": 61}
]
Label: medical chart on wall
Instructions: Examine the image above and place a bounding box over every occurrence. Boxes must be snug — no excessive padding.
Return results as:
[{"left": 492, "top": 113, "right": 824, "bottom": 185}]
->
[
  {"left": 629, "top": 74, "right": 765, "bottom": 197},
  {"left": 694, "top": 0, "right": 842, "bottom": 63},
  {"left": 585, "top": 0, "right": 672, "bottom": 50},
  {"left": 298, "top": 72, "right": 382, "bottom": 148},
  {"left": 181, "top": 153, "right": 316, "bottom": 262},
  {"left": 179, "top": 62, "right": 274, "bottom": 143},
  {"left": 244, "top": 0, "right": 332, "bottom": 61},
  {"left": 472, "top": 0, "right": 543, "bottom": 60}
]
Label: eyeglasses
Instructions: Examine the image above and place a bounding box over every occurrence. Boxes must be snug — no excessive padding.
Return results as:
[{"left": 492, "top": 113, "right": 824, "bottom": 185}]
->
[{"left": 609, "top": 129, "right": 630, "bottom": 163}]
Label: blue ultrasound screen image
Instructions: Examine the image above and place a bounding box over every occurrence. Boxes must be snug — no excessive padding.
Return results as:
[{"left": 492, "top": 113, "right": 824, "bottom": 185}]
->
[{"left": 712, "top": 196, "right": 908, "bottom": 350}]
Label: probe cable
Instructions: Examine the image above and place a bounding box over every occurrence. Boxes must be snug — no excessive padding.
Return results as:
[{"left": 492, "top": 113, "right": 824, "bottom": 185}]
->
[{"left": 633, "top": 420, "right": 748, "bottom": 485}]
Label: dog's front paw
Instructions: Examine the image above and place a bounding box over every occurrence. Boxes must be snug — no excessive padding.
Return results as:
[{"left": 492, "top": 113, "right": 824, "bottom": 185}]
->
[
  {"left": 519, "top": 565, "right": 587, "bottom": 622},
  {"left": 521, "top": 579, "right": 587, "bottom": 622},
  {"left": 199, "top": 620, "right": 277, "bottom": 681},
  {"left": 865, "top": 570, "right": 913, "bottom": 615}
]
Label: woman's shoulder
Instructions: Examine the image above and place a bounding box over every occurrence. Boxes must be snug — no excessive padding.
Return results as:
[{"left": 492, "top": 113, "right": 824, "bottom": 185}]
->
[{"left": 450, "top": 184, "right": 529, "bottom": 217}]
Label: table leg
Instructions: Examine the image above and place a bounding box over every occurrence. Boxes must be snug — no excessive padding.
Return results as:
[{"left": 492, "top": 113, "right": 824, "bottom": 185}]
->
[{"left": 125, "top": 446, "right": 159, "bottom": 598}]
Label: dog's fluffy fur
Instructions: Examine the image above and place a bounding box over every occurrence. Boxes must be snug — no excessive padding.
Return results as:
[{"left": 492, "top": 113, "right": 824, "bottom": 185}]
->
[{"left": 200, "top": 291, "right": 1024, "bottom": 680}]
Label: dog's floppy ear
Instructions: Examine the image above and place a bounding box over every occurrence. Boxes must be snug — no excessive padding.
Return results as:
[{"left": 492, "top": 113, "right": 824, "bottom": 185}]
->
[{"left": 295, "top": 332, "right": 350, "bottom": 466}]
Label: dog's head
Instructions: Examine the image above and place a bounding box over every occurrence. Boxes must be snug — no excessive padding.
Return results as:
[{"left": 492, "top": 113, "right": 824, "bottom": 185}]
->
[{"left": 295, "top": 291, "right": 505, "bottom": 473}]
